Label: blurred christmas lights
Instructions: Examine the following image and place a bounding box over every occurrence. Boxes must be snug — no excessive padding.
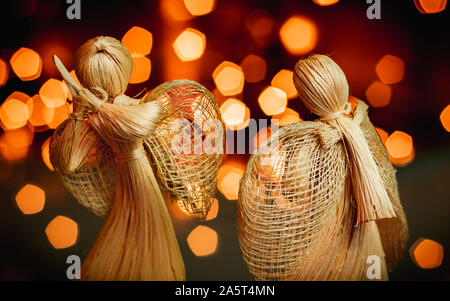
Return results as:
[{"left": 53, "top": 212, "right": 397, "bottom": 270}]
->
[
  {"left": 0, "top": 59, "right": 8, "bottom": 87},
  {"left": 313, "top": 0, "right": 340, "bottom": 6},
  {"left": 173, "top": 28, "right": 206, "bottom": 62},
  {"left": 121, "top": 26, "right": 153, "bottom": 56},
  {"left": 271, "top": 108, "right": 301, "bottom": 126},
  {"left": 205, "top": 198, "right": 219, "bottom": 221},
  {"left": 376, "top": 55, "right": 405, "bottom": 84},
  {"left": 440, "top": 105, "right": 450, "bottom": 132},
  {"left": 213, "top": 61, "right": 245, "bottom": 96},
  {"left": 15, "top": 184, "right": 45, "bottom": 215},
  {"left": 258, "top": 86, "right": 287, "bottom": 116},
  {"left": 365, "top": 81, "right": 392, "bottom": 108},
  {"left": 129, "top": 54, "right": 151, "bottom": 84},
  {"left": 39, "top": 79, "right": 67, "bottom": 108},
  {"left": 279, "top": 16, "right": 317, "bottom": 55},
  {"left": 253, "top": 126, "right": 272, "bottom": 150},
  {"left": 240, "top": 54, "right": 267, "bottom": 83},
  {"left": 183, "top": 0, "right": 215, "bottom": 16},
  {"left": 414, "top": 0, "right": 447, "bottom": 14},
  {"left": 410, "top": 238, "right": 444, "bottom": 269},
  {"left": 386, "top": 131, "right": 415, "bottom": 166},
  {"left": 41, "top": 137, "right": 54, "bottom": 171},
  {"left": 271, "top": 69, "right": 298, "bottom": 99},
  {"left": 9, "top": 47, "right": 42, "bottom": 81},
  {"left": 45, "top": 216, "right": 79, "bottom": 249},
  {"left": 219, "top": 98, "right": 250, "bottom": 131},
  {"left": 217, "top": 160, "right": 245, "bottom": 200},
  {"left": 187, "top": 225, "right": 218, "bottom": 256}
]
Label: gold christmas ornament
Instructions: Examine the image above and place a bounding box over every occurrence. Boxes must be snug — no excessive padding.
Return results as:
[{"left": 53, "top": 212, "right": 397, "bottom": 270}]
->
[
  {"left": 238, "top": 54, "right": 408, "bottom": 280},
  {"left": 49, "top": 36, "right": 224, "bottom": 280}
]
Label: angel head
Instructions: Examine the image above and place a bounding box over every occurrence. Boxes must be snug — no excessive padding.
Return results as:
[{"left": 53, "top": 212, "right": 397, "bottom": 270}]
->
[{"left": 74, "top": 36, "right": 133, "bottom": 98}]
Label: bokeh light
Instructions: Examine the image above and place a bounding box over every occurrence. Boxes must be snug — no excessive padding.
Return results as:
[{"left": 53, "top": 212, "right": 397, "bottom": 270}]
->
[
  {"left": 205, "top": 198, "right": 219, "bottom": 221},
  {"left": 129, "top": 54, "right": 151, "bottom": 84},
  {"left": 258, "top": 86, "right": 287, "bottom": 116},
  {"left": 414, "top": 0, "right": 447, "bottom": 14},
  {"left": 45, "top": 216, "right": 79, "bottom": 249},
  {"left": 213, "top": 61, "right": 245, "bottom": 96},
  {"left": 41, "top": 137, "right": 54, "bottom": 171},
  {"left": 386, "top": 130, "right": 415, "bottom": 166},
  {"left": 410, "top": 238, "right": 444, "bottom": 269},
  {"left": 121, "top": 26, "right": 153, "bottom": 56},
  {"left": 240, "top": 54, "right": 267, "bottom": 83},
  {"left": 279, "top": 16, "right": 317, "bottom": 55},
  {"left": 271, "top": 108, "right": 301, "bottom": 126},
  {"left": 219, "top": 98, "right": 250, "bottom": 131},
  {"left": 0, "top": 98, "right": 30, "bottom": 130},
  {"left": 28, "top": 94, "right": 55, "bottom": 130},
  {"left": 253, "top": 127, "right": 272, "bottom": 150},
  {"left": 440, "top": 104, "right": 450, "bottom": 132},
  {"left": 9, "top": 47, "right": 42, "bottom": 81},
  {"left": 0, "top": 59, "right": 8, "bottom": 87},
  {"left": 15, "top": 184, "right": 45, "bottom": 215},
  {"left": 313, "top": 0, "right": 339, "bottom": 6},
  {"left": 217, "top": 160, "right": 245, "bottom": 200},
  {"left": 271, "top": 69, "right": 298, "bottom": 99},
  {"left": 365, "top": 81, "right": 392, "bottom": 108},
  {"left": 375, "top": 127, "right": 389, "bottom": 144},
  {"left": 47, "top": 103, "right": 71, "bottom": 130},
  {"left": 376, "top": 54, "right": 405, "bottom": 84},
  {"left": 183, "top": 0, "right": 215, "bottom": 16},
  {"left": 161, "top": 0, "right": 193, "bottom": 21},
  {"left": 187, "top": 225, "right": 218, "bottom": 256},
  {"left": 0, "top": 127, "right": 33, "bottom": 162},
  {"left": 39, "top": 79, "right": 67, "bottom": 108},
  {"left": 173, "top": 28, "right": 206, "bottom": 62},
  {"left": 245, "top": 9, "right": 275, "bottom": 47}
]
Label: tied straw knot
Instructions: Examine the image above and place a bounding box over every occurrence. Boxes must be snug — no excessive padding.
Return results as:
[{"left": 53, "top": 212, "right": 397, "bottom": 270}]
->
[{"left": 116, "top": 147, "right": 147, "bottom": 164}]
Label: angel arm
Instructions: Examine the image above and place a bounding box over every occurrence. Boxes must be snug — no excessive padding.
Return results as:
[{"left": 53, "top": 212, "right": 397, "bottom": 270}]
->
[
  {"left": 80, "top": 88, "right": 162, "bottom": 143},
  {"left": 49, "top": 98, "right": 97, "bottom": 174}
]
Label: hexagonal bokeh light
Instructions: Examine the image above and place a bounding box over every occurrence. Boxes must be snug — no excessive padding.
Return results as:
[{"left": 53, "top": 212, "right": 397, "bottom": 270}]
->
[
  {"left": 365, "top": 81, "right": 392, "bottom": 108},
  {"left": 15, "top": 184, "right": 45, "bottom": 215},
  {"left": 213, "top": 61, "right": 245, "bottom": 96},
  {"left": 39, "top": 79, "right": 67, "bottom": 108},
  {"left": 9, "top": 47, "right": 42, "bottom": 81},
  {"left": 45, "top": 216, "right": 79, "bottom": 249},
  {"left": 240, "top": 54, "right": 267, "bottom": 83},
  {"left": 121, "top": 26, "right": 153, "bottom": 56},
  {"left": 258, "top": 86, "right": 287, "bottom": 116},
  {"left": 173, "top": 28, "right": 206, "bottom": 62},
  {"left": 217, "top": 160, "right": 245, "bottom": 200},
  {"left": 440, "top": 105, "right": 450, "bottom": 132},
  {"left": 410, "top": 238, "right": 444, "bottom": 269},
  {"left": 271, "top": 108, "right": 301, "bottom": 126},
  {"left": 183, "top": 0, "right": 215, "bottom": 16},
  {"left": 219, "top": 98, "right": 250, "bottom": 131},
  {"left": 187, "top": 225, "right": 218, "bottom": 256},
  {"left": 386, "top": 130, "right": 415, "bottom": 166},
  {"left": 376, "top": 54, "right": 405, "bottom": 84},
  {"left": 279, "top": 16, "right": 317, "bottom": 55}
]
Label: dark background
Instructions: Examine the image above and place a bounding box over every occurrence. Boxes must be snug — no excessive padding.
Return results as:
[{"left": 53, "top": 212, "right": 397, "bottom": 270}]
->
[{"left": 0, "top": 0, "right": 449, "bottom": 280}]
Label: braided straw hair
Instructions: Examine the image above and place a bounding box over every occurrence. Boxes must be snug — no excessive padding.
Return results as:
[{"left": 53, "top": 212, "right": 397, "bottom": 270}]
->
[{"left": 50, "top": 36, "right": 185, "bottom": 280}]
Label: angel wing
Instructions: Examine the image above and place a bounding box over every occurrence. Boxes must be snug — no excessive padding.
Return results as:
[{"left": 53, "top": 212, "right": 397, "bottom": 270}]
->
[
  {"left": 354, "top": 100, "right": 409, "bottom": 270},
  {"left": 143, "top": 80, "right": 225, "bottom": 219}
]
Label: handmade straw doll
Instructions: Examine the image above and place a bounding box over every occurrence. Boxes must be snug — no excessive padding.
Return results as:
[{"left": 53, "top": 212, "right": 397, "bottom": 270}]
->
[
  {"left": 50, "top": 36, "right": 224, "bottom": 280},
  {"left": 238, "top": 54, "right": 408, "bottom": 280}
]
